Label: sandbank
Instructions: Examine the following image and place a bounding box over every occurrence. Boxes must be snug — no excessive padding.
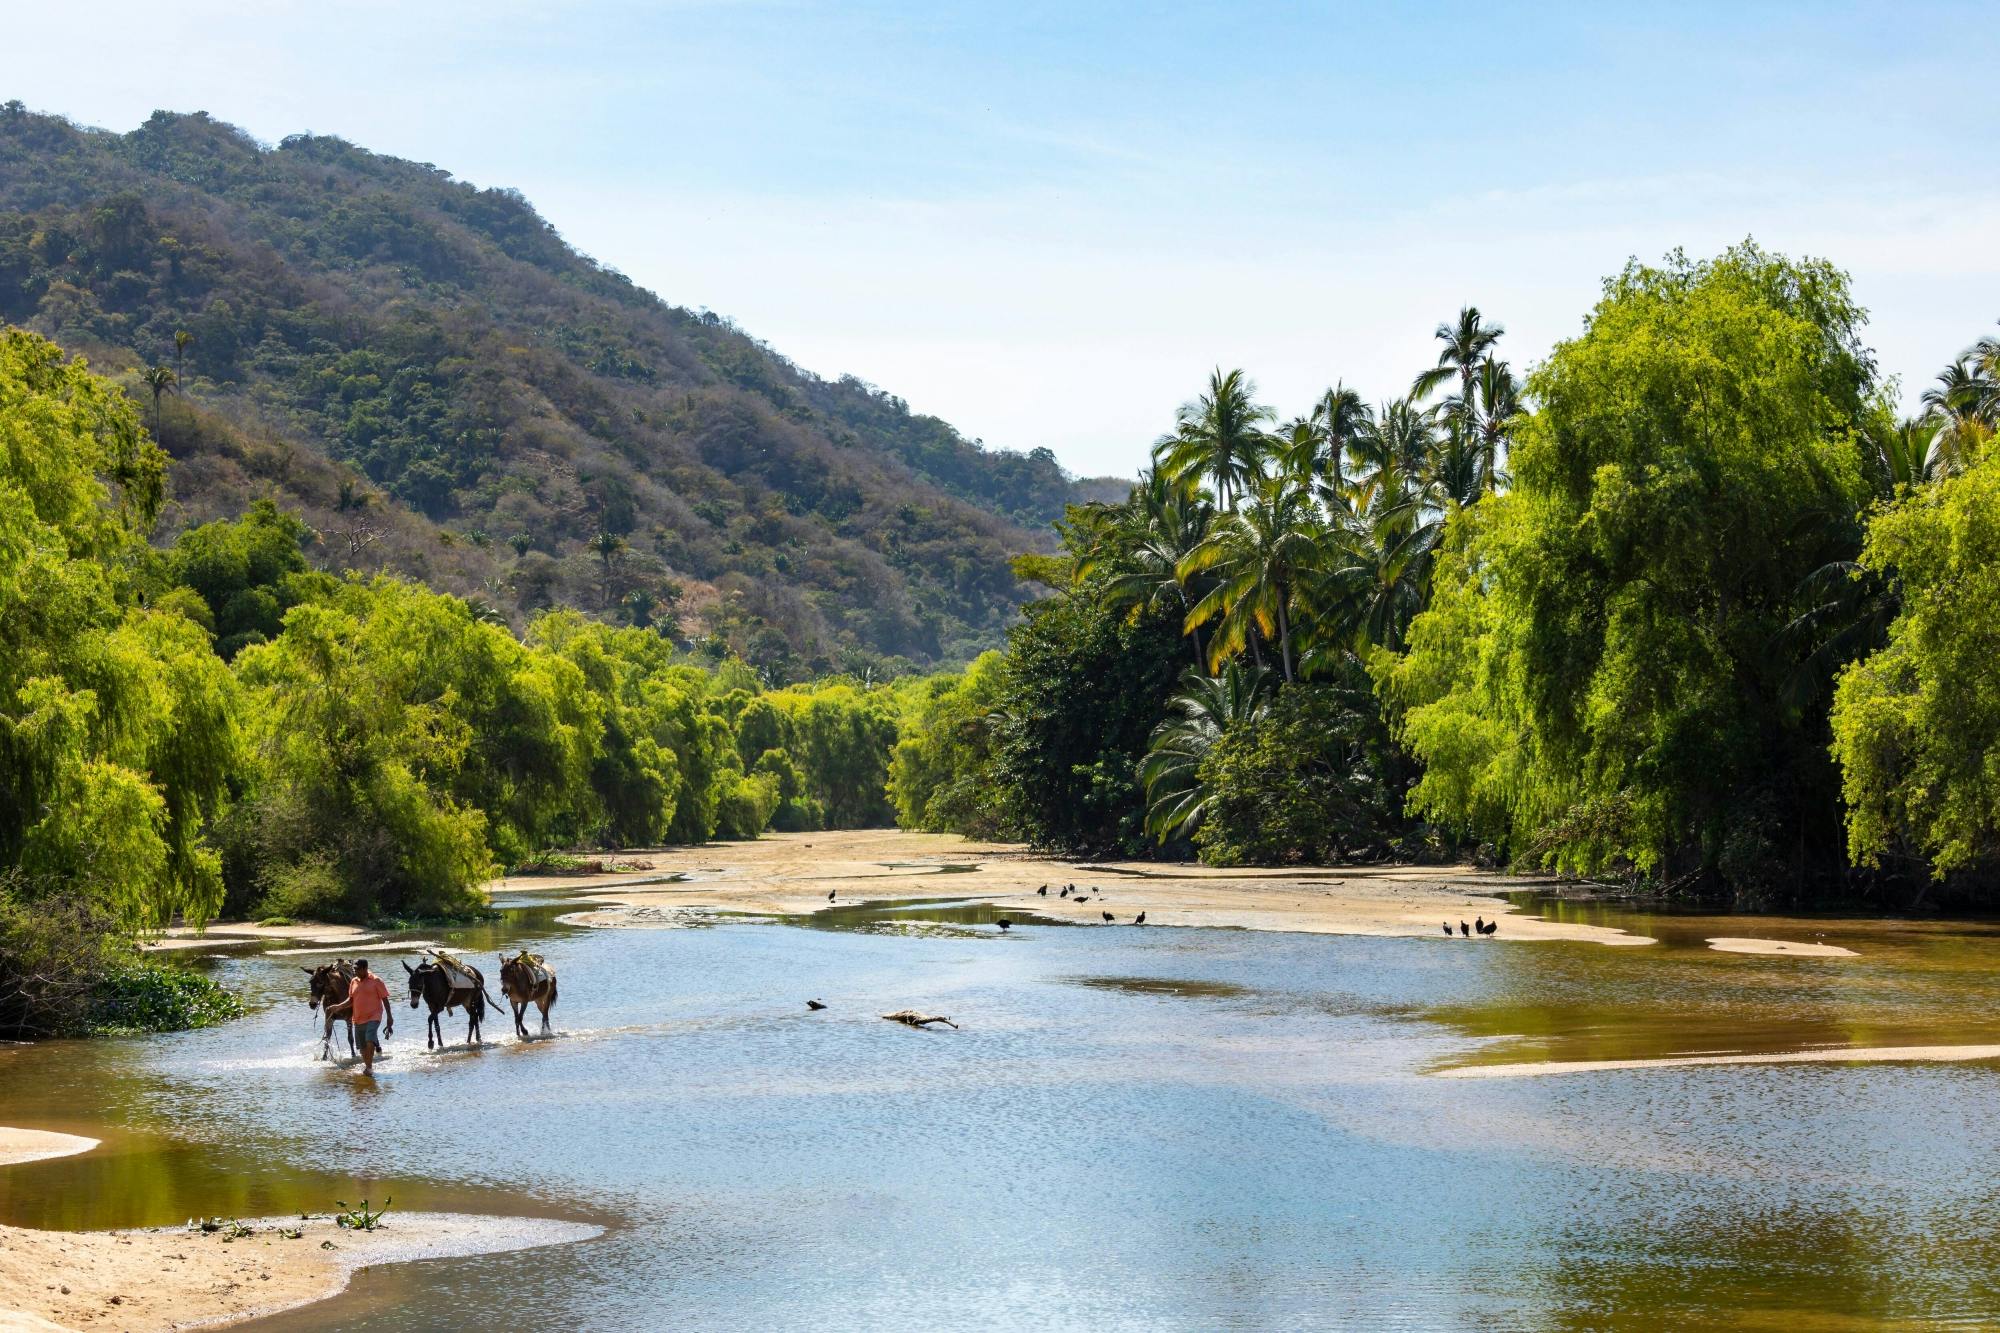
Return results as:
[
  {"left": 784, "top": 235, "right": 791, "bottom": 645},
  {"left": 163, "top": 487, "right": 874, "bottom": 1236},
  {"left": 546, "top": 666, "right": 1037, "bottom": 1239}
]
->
[
  {"left": 1706, "top": 936, "right": 1858, "bottom": 957},
  {"left": 1435, "top": 1044, "right": 2000, "bottom": 1079},
  {"left": 0, "top": 1132, "right": 98, "bottom": 1169},
  {"left": 0, "top": 1131, "right": 598, "bottom": 1331},
  {"left": 525, "top": 829, "right": 1654, "bottom": 947}
]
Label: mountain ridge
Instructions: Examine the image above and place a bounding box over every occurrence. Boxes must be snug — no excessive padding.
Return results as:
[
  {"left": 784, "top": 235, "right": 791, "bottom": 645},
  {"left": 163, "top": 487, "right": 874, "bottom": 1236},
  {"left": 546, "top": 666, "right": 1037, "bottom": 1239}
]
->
[{"left": 0, "top": 101, "right": 1128, "bottom": 675}]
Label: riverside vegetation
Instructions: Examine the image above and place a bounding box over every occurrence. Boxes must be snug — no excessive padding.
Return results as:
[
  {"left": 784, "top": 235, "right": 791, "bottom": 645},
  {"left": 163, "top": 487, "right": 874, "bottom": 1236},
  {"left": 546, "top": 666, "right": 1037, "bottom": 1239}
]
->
[
  {"left": 2, "top": 124, "right": 1998, "bottom": 1039},
  {"left": 892, "top": 245, "right": 2000, "bottom": 912}
]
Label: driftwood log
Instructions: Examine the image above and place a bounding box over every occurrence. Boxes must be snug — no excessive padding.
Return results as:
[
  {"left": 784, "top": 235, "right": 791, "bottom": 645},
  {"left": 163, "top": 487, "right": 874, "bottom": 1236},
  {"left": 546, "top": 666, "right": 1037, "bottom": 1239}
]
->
[{"left": 881, "top": 1010, "right": 958, "bottom": 1029}]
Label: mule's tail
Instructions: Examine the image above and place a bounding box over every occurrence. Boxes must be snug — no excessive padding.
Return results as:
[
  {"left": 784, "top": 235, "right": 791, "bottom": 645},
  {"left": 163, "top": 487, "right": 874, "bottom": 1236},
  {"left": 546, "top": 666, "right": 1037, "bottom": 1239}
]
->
[{"left": 482, "top": 987, "right": 507, "bottom": 1017}]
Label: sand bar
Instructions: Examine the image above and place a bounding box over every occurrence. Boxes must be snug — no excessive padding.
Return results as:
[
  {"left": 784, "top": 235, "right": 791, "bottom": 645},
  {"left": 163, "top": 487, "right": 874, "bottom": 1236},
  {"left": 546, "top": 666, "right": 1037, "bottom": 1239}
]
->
[
  {"left": 0, "top": 1132, "right": 98, "bottom": 1169},
  {"left": 538, "top": 830, "right": 1654, "bottom": 947},
  {"left": 1435, "top": 1044, "right": 2000, "bottom": 1079},
  {"left": 0, "top": 1131, "right": 599, "bottom": 1331},
  {"left": 1706, "top": 936, "right": 1857, "bottom": 957}
]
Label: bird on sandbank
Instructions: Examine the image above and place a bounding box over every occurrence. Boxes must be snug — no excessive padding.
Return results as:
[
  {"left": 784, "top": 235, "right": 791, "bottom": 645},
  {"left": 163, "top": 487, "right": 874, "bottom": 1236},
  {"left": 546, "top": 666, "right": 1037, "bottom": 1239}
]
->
[
  {"left": 1475, "top": 916, "right": 1486, "bottom": 934},
  {"left": 828, "top": 889, "right": 836, "bottom": 902},
  {"left": 997, "top": 919, "right": 1011, "bottom": 931},
  {"left": 1442, "top": 922, "right": 1453, "bottom": 937},
  {"left": 1134, "top": 912, "right": 1147, "bottom": 926},
  {"left": 806, "top": 999, "right": 827, "bottom": 1011},
  {"left": 1478, "top": 919, "right": 1498, "bottom": 936},
  {"left": 1038, "top": 885, "right": 1048, "bottom": 896},
  {"left": 1459, "top": 921, "right": 1471, "bottom": 937},
  {"left": 1102, "top": 911, "right": 1114, "bottom": 923}
]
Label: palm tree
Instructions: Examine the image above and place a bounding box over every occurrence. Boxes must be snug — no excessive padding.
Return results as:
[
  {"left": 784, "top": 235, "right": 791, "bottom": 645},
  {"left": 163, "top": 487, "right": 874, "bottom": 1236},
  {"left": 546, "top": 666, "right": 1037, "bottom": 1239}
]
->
[
  {"left": 140, "top": 365, "right": 177, "bottom": 437},
  {"left": 1922, "top": 357, "right": 1996, "bottom": 455},
  {"left": 1346, "top": 398, "right": 1438, "bottom": 511},
  {"left": 1412, "top": 307, "right": 1505, "bottom": 420},
  {"left": 1300, "top": 496, "right": 1443, "bottom": 660},
  {"left": 1869, "top": 415, "right": 1955, "bottom": 493},
  {"left": 1467, "top": 357, "right": 1522, "bottom": 493},
  {"left": 1153, "top": 368, "right": 1274, "bottom": 512},
  {"left": 1077, "top": 469, "right": 1215, "bottom": 668},
  {"left": 173, "top": 328, "right": 194, "bottom": 385},
  {"left": 1177, "top": 473, "right": 1322, "bottom": 681},
  {"left": 1138, "top": 661, "right": 1269, "bottom": 843},
  {"left": 591, "top": 529, "right": 628, "bottom": 608},
  {"left": 1284, "top": 384, "right": 1371, "bottom": 506}
]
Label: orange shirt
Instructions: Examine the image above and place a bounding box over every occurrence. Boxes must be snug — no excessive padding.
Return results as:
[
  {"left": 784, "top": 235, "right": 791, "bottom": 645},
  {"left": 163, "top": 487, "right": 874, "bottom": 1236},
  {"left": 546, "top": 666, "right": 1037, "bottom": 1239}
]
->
[{"left": 349, "top": 974, "right": 391, "bottom": 1025}]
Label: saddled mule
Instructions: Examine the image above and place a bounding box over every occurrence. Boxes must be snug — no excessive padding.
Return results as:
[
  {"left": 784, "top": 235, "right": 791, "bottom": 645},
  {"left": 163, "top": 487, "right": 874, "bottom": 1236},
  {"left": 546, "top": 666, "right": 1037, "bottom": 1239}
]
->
[
  {"left": 498, "top": 953, "right": 559, "bottom": 1039},
  {"left": 403, "top": 958, "right": 502, "bottom": 1049},
  {"left": 304, "top": 960, "right": 356, "bottom": 1061}
]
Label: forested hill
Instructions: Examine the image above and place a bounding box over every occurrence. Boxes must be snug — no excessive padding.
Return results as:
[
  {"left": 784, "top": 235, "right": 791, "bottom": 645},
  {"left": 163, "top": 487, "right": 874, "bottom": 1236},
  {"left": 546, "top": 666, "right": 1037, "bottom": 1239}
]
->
[{"left": 0, "top": 103, "right": 1126, "bottom": 675}]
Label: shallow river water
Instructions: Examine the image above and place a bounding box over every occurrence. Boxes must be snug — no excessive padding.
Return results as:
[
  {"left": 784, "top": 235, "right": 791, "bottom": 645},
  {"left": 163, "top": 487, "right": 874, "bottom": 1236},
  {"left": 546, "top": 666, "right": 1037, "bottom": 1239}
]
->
[{"left": 5, "top": 888, "right": 2000, "bottom": 1330}]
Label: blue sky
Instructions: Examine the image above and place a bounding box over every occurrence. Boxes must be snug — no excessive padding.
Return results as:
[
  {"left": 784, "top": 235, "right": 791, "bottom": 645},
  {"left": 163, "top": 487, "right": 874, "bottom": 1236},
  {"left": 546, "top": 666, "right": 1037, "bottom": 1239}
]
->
[{"left": 4, "top": 1, "right": 1996, "bottom": 477}]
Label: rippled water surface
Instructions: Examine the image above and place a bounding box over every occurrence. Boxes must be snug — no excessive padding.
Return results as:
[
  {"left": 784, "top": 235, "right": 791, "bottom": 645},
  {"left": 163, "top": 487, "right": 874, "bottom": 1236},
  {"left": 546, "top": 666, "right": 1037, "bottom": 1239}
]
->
[{"left": 5, "top": 889, "right": 2000, "bottom": 1330}]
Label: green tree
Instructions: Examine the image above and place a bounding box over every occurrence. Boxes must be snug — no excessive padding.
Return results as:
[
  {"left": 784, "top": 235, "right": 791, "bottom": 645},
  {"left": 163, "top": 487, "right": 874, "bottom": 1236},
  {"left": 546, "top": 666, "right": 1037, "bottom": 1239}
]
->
[
  {"left": 1380, "top": 245, "right": 1875, "bottom": 900},
  {"left": 165, "top": 500, "right": 318, "bottom": 657},
  {"left": 1178, "top": 473, "right": 1321, "bottom": 681},
  {"left": 1831, "top": 448, "right": 2000, "bottom": 888},
  {"left": 989, "top": 592, "right": 1185, "bottom": 855},
  {"left": 1138, "top": 662, "right": 1267, "bottom": 843},
  {"left": 1153, "top": 368, "right": 1273, "bottom": 512},
  {"left": 140, "top": 364, "right": 176, "bottom": 437},
  {"left": 0, "top": 330, "right": 229, "bottom": 929}
]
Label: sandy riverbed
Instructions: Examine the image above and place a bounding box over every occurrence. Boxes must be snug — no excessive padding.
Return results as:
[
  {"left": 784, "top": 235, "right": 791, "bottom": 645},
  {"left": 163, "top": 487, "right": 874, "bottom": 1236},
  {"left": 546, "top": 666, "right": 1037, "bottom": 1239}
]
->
[
  {"left": 1434, "top": 1044, "right": 2000, "bottom": 1080},
  {"left": 0, "top": 1134, "right": 597, "bottom": 1332},
  {"left": 517, "top": 829, "right": 1657, "bottom": 946}
]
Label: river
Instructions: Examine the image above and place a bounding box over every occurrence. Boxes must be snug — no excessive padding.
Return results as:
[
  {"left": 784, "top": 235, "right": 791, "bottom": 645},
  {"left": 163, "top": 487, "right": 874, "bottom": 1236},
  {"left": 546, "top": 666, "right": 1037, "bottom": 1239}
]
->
[{"left": 4, "top": 880, "right": 2000, "bottom": 1329}]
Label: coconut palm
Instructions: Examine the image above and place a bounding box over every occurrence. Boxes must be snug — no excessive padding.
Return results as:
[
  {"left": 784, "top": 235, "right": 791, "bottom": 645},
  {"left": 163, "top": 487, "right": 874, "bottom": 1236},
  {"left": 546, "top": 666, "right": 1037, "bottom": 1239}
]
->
[
  {"left": 1138, "top": 661, "right": 1269, "bottom": 842},
  {"left": 1177, "top": 473, "right": 1322, "bottom": 681},
  {"left": 173, "top": 328, "right": 194, "bottom": 384},
  {"left": 1411, "top": 307, "right": 1505, "bottom": 415},
  {"left": 1922, "top": 357, "right": 1996, "bottom": 454},
  {"left": 140, "top": 365, "right": 177, "bottom": 437},
  {"left": 1153, "top": 368, "right": 1275, "bottom": 512},
  {"left": 1346, "top": 398, "right": 1438, "bottom": 511},
  {"left": 1279, "top": 383, "right": 1371, "bottom": 507},
  {"left": 1468, "top": 357, "right": 1522, "bottom": 493},
  {"left": 1869, "top": 415, "right": 1955, "bottom": 493},
  {"left": 1076, "top": 469, "right": 1215, "bottom": 668}
]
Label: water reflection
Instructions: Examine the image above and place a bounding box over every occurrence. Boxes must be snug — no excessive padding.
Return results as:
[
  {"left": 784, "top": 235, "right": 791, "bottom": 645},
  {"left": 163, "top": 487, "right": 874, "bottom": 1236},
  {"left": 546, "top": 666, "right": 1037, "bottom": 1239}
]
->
[{"left": 4, "top": 895, "right": 2000, "bottom": 1328}]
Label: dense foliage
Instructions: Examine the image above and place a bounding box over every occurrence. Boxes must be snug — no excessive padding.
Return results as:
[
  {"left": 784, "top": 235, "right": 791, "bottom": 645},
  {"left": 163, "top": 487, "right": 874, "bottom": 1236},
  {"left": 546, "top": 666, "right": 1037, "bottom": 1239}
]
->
[
  {"left": 1831, "top": 446, "right": 2000, "bottom": 881},
  {"left": 0, "top": 102, "right": 1124, "bottom": 672},
  {"left": 0, "top": 329, "right": 923, "bottom": 950},
  {"left": 895, "top": 246, "right": 2000, "bottom": 904},
  {"left": 1388, "top": 248, "right": 1875, "bottom": 897}
]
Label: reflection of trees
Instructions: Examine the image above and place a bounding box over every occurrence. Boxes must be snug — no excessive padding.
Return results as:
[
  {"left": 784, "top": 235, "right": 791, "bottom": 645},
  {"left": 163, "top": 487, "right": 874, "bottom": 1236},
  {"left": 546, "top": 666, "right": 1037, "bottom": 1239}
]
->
[{"left": 1425, "top": 898, "right": 2000, "bottom": 1068}]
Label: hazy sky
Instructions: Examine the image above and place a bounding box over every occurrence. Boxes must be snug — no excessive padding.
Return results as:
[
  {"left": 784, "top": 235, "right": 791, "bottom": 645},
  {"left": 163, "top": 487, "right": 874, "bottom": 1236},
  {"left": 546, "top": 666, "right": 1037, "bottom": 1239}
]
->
[{"left": 5, "top": 2, "right": 1996, "bottom": 477}]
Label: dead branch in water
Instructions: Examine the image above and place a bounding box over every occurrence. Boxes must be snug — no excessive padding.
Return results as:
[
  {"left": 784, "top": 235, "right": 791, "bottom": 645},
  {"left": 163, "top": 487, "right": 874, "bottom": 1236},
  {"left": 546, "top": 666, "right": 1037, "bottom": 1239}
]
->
[{"left": 881, "top": 1009, "right": 958, "bottom": 1029}]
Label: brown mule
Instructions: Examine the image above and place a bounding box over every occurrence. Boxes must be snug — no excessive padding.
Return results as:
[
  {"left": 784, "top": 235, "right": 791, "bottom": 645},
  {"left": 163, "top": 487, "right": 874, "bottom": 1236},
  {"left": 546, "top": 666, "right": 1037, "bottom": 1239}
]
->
[
  {"left": 304, "top": 960, "right": 356, "bottom": 1061},
  {"left": 403, "top": 958, "right": 499, "bottom": 1050},
  {"left": 498, "top": 953, "right": 559, "bottom": 1039}
]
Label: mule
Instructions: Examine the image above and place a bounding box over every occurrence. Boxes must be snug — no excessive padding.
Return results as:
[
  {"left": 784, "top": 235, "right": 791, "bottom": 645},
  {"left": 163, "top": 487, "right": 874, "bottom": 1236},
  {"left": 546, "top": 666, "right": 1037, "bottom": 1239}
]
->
[
  {"left": 403, "top": 958, "right": 501, "bottom": 1050},
  {"left": 498, "top": 952, "right": 559, "bottom": 1039},
  {"left": 304, "top": 960, "right": 356, "bottom": 1061}
]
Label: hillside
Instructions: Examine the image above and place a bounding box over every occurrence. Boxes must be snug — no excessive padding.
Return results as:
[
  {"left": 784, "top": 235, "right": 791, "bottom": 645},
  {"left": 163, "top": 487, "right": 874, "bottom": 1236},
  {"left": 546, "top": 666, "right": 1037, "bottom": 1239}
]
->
[{"left": 0, "top": 102, "right": 1127, "bottom": 674}]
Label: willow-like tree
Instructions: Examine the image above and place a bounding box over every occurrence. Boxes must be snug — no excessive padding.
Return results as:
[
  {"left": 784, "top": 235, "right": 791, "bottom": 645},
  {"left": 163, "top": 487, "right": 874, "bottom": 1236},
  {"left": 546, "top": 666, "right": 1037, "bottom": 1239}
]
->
[{"left": 1381, "top": 245, "right": 1875, "bottom": 900}]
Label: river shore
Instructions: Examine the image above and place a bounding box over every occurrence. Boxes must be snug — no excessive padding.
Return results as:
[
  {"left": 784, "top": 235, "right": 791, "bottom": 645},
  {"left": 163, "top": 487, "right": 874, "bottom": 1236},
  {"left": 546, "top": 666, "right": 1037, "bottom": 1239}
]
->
[
  {"left": 0, "top": 1133, "right": 597, "bottom": 1332},
  {"left": 511, "top": 829, "right": 1852, "bottom": 958}
]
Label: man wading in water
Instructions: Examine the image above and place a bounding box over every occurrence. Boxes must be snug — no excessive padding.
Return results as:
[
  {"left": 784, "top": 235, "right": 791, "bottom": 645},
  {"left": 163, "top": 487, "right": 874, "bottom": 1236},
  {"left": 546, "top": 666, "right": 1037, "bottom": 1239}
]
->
[{"left": 348, "top": 959, "right": 393, "bottom": 1076}]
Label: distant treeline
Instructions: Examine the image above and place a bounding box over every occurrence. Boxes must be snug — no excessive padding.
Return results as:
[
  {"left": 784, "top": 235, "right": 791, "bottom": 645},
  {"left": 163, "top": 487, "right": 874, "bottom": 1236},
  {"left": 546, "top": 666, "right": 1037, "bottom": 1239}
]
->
[{"left": 890, "top": 245, "right": 2000, "bottom": 908}]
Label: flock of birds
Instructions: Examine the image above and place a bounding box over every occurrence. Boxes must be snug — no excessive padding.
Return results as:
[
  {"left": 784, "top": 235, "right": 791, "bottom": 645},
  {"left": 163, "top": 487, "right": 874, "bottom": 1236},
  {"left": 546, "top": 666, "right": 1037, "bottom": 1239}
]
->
[
  {"left": 823, "top": 882, "right": 1148, "bottom": 932},
  {"left": 1448, "top": 916, "right": 1500, "bottom": 937},
  {"left": 1033, "top": 882, "right": 1144, "bottom": 927}
]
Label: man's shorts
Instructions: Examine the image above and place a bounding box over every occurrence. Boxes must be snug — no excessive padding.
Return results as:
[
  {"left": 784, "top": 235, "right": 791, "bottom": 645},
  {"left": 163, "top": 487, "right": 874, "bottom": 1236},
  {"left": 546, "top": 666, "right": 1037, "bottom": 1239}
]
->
[{"left": 356, "top": 1020, "right": 382, "bottom": 1049}]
